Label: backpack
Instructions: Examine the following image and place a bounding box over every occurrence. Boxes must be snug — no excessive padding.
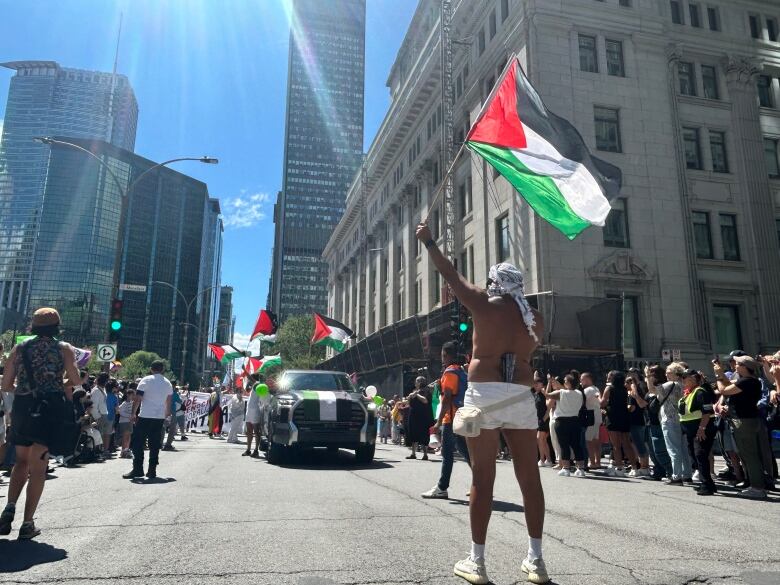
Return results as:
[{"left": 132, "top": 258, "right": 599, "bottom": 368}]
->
[{"left": 444, "top": 365, "right": 468, "bottom": 411}]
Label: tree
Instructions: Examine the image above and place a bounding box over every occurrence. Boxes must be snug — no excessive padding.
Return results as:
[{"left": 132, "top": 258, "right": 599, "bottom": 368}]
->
[
  {"left": 116, "top": 350, "right": 171, "bottom": 381},
  {"left": 274, "top": 315, "right": 325, "bottom": 370}
]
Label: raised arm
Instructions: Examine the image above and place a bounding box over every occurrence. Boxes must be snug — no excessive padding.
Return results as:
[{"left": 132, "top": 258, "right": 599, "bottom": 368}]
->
[
  {"left": 61, "top": 344, "right": 80, "bottom": 401},
  {"left": 416, "top": 223, "right": 488, "bottom": 312},
  {"left": 1, "top": 347, "right": 16, "bottom": 393}
]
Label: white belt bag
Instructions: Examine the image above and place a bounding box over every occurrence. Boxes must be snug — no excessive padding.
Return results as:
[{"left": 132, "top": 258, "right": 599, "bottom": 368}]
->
[{"left": 453, "top": 388, "right": 533, "bottom": 437}]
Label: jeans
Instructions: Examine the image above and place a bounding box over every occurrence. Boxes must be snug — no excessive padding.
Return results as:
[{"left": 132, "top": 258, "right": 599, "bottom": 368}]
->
[
  {"left": 437, "top": 423, "right": 471, "bottom": 491},
  {"left": 731, "top": 417, "right": 767, "bottom": 490},
  {"left": 661, "top": 419, "right": 691, "bottom": 480},
  {"left": 629, "top": 424, "right": 649, "bottom": 457},
  {"left": 166, "top": 414, "right": 186, "bottom": 446},
  {"left": 131, "top": 417, "right": 164, "bottom": 470},
  {"left": 648, "top": 424, "right": 671, "bottom": 479}
]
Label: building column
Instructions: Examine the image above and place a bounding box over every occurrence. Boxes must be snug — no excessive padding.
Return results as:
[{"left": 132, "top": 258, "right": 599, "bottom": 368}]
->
[{"left": 725, "top": 55, "right": 780, "bottom": 348}]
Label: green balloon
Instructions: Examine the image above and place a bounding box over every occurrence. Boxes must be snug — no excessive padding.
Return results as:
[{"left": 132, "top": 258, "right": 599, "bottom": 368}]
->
[
  {"left": 373, "top": 395, "right": 384, "bottom": 406},
  {"left": 255, "top": 383, "right": 269, "bottom": 397}
]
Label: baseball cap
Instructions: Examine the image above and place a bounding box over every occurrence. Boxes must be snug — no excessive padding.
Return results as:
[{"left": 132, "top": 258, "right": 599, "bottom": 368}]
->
[{"left": 734, "top": 355, "right": 760, "bottom": 373}]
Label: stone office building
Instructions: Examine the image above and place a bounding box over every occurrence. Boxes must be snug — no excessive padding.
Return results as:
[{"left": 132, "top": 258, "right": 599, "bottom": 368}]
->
[{"left": 323, "top": 0, "right": 780, "bottom": 370}]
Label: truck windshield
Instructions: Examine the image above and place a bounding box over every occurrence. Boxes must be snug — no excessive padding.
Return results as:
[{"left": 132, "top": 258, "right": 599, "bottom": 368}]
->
[{"left": 280, "top": 373, "right": 355, "bottom": 392}]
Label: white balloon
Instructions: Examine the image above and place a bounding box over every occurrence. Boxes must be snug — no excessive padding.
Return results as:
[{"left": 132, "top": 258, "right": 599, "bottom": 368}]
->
[{"left": 365, "top": 385, "right": 377, "bottom": 398}]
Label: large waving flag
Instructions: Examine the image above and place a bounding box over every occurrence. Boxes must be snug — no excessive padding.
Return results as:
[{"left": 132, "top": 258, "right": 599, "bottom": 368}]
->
[
  {"left": 250, "top": 309, "right": 278, "bottom": 341},
  {"left": 243, "top": 357, "right": 262, "bottom": 376},
  {"left": 311, "top": 313, "right": 355, "bottom": 353},
  {"left": 466, "top": 57, "right": 621, "bottom": 240},
  {"left": 208, "top": 343, "right": 244, "bottom": 364},
  {"left": 258, "top": 354, "right": 282, "bottom": 373}
]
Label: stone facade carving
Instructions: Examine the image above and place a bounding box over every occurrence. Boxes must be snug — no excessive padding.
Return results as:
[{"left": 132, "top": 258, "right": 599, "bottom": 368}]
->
[{"left": 588, "top": 251, "right": 654, "bottom": 283}]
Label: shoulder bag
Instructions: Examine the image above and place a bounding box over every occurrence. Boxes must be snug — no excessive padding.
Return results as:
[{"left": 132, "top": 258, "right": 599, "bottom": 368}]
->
[
  {"left": 578, "top": 389, "right": 595, "bottom": 427},
  {"left": 453, "top": 389, "right": 533, "bottom": 437},
  {"left": 647, "top": 382, "right": 674, "bottom": 419}
]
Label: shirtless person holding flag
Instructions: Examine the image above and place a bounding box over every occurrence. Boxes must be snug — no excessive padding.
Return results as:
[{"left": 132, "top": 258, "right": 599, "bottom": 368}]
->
[{"left": 416, "top": 223, "right": 549, "bottom": 585}]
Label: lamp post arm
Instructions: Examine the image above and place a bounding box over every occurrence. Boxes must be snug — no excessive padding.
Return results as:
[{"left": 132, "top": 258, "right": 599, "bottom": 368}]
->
[
  {"left": 126, "top": 157, "right": 213, "bottom": 194},
  {"left": 40, "top": 137, "right": 128, "bottom": 198}
]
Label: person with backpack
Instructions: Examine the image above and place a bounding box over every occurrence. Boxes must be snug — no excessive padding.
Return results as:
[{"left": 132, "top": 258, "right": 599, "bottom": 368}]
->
[
  {"left": 0, "top": 308, "right": 81, "bottom": 540},
  {"left": 421, "top": 341, "right": 471, "bottom": 499}
]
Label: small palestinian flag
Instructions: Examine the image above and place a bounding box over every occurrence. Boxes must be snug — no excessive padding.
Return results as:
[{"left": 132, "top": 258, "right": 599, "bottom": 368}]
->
[
  {"left": 258, "top": 354, "right": 282, "bottom": 373},
  {"left": 467, "top": 57, "right": 621, "bottom": 240},
  {"left": 208, "top": 343, "right": 244, "bottom": 364},
  {"left": 243, "top": 357, "right": 262, "bottom": 376},
  {"left": 311, "top": 313, "right": 355, "bottom": 352},
  {"left": 250, "top": 309, "right": 278, "bottom": 341}
]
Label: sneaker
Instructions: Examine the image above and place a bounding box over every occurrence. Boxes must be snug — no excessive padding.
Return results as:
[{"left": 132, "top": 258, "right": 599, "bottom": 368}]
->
[
  {"left": 0, "top": 506, "right": 15, "bottom": 536},
  {"left": 17, "top": 521, "right": 41, "bottom": 540},
  {"left": 405, "top": 453, "right": 417, "bottom": 459},
  {"left": 521, "top": 556, "right": 551, "bottom": 584},
  {"left": 250, "top": 450, "right": 261, "bottom": 459},
  {"left": 421, "top": 486, "right": 448, "bottom": 499},
  {"left": 146, "top": 466, "right": 157, "bottom": 479},
  {"left": 242, "top": 450, "right": 251, "bottom": 456},
  {"left": 664, "top": 477, "right": 684, "bottom": 486},
  {"left": 628, "top": 469, "right": 638, "bottom": 477},
  {"left": 716, "top": 468, "right": 735, "bottom": 480},
  {"left": 537, "top": 460, "right": 545, "bottom": 467},
  {"left": 180, "top": 435, "right": 188, "bottom": 441},
  {"left": 453, "top": 557, "right": 489, "bottom": 585},
  {"left": 691, "top": 470, "right": 701, "bottom": 482},
  {"left": 123, "top": 468, "right": 145, "bottom": 479},
  {"left": 739, "top": 487, "right": 767, "bottom": 500},
  {"left": 162, "top": 445, "right": 175, "bottom": 451},
  {"left": 574, "top": 469, "right": 587, "bottom": 478},
  {"left": 557, "top": 469, "right": 571, "bottom": 477}
]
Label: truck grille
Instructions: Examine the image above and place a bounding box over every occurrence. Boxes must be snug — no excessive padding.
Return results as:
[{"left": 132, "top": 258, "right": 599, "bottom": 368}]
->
[{"left": 292, "top": 400, "right": 365, "bottom": 430}]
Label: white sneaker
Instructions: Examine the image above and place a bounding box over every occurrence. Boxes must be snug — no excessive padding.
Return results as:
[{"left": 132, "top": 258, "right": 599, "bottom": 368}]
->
[
  {"left": 692, "top": 470, "right": 701, "bottom": 482},
  {"left": 521, "top": 556, "right": 551, "bottom": 584},
  {"left": 421, "top": 486, "right": 448, "bottom": 499},
  {"left": 557, "top": 469, "right": 571, "bottom": 477},
  {"left": 537, "top": 460, "right": 544, "bottom": 467},
  {"left": 453, "top": 557, "right": 489, "bottom": 584},
  {"left": 574, "top": 469, "right": 587, "bottom": 478},
  {"left": 628, "top": 469, "right": 638, "bottom": 477},
  {"left": 544, "top": 461, "right": 553, "bottom": 467}
]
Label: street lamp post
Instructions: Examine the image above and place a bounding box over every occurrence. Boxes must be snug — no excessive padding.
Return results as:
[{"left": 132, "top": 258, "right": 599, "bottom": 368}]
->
[
  {"left": 152, "top": 281, "right": 216, "bottom": 384},
  {"left": 32, "top": 137, "right": 218, "bottom": 369}
]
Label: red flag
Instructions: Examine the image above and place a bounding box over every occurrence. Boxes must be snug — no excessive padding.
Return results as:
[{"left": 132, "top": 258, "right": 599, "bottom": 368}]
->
[{"left": 251, "top": 309, "right": 278, "bottom": 340}]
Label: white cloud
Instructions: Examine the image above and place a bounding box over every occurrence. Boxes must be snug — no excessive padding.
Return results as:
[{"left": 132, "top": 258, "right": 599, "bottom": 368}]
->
[
  {"left": 221, "top": 191, "right": 271, "bottom": 229},
  {"left": 231, "top": 333, "right": 261, "bottom": 356}
]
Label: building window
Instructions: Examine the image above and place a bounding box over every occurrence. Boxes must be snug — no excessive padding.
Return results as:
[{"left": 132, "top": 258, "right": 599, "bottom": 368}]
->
[
  {"left": 689, "top": 3, "right": 701, "bottom": 28},
  {"left": 670, "top": 1, "right": 683, "bottom": 25},
  {"left": 478, "top": 28, "right": 486, "bottom": 54},
  {"left": 603, "top": 197, "right": 630, "bottom": 248},
  {"left": 496, "top": 214, "right": 510, "bottom": 261},
  {"left": 606, "top": 39, "right": 625, "bottom": 77},
  {"left": 460, "top": 250, "right": 469, "bottom": 281},
  {"left": 414, "top": 279, "right": 422, "bottom": 314},
  {"left": 594, "top": 107, "right": 622, "bottom": 153},
  {"left": 432, "top": 208, "right": 441, "bottom": 240},
  {"left": 768, "top": 18, "right": 779, "bottom": 42},
  {"left": 489, "top": 10, "right": 497, "bottom": 39},
  {"left": 713, "top": 304, "right": 742, "bottom": 356},
  {"left": 709, "top": 131, "right": 729, "bottom": 173},
  {"left": 607, "top": 294, "right": 642, "bottom": 358},
  {"left": 501, "top": 0, "right": 509, "bottom": 22},
  {"left": 749, "top": 14, "right": 761, "bottom": 39},
  {"left": 758, "top": 75, "right": 774, "bottom": 108},
  {"left": 579, "top": 35, "right": 598, "bottom": 73},
  {"left": 765, "top": 138, "right": 780, "bottom": 177},
  {"left": 692, "top": 211, "right": 713, "bottom": 259},
  {"left": 707, "top": 7, "right": 720, "bottom": 31},
  {"left": 683, "top": 127, "right": 702, "bottom": 170},
  {"left": 458, "top": 177, "right": 472, "bottom": 218},
  {"left": 434, "top": 272, "right": 441, "bottom": 305},
  {"left": 701, "top": 65, "right": 719, "bottom": 99},
  {"left": 678, "top": 61, "right": 696, "bottom": 96},
  {"left": 719, "top": 214, "right": 740, "bottom": 261}
]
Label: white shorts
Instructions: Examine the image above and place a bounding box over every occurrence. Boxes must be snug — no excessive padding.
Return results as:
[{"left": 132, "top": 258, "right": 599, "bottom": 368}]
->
[
  {"left": 464, "top": 382, "right": 537, "bottom": 430},
  {"left": 585, "top": 412, "right": 602, "bottom": 442}
]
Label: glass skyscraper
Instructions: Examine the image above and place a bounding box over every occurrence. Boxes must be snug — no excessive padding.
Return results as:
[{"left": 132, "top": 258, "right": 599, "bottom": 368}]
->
[
  {"left": 268, "top": 0, "right": 365, "bottom": 321},
  {"left": 0, "top": 60, "right": 137, "bottom": 317},
  {"left": 28, "top": 138, "right": 218, "bottom": 385}
]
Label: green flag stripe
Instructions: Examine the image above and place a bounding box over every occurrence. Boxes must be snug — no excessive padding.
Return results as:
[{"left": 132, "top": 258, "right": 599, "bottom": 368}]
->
[
  {"left": 314, "top": 337, "right": 346, "bottom": 352},
  {"left": 467, "top": 141, "right": 591, "bottom": 240}
]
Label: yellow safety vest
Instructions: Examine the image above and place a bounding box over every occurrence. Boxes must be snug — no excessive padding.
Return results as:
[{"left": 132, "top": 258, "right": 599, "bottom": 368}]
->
[{"left": 679, "top": 387, "right": 703, "bottom": 423}]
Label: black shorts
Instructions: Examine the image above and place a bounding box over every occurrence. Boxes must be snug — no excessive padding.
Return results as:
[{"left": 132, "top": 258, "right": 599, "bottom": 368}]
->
[{"left": 10, "top": 392, "right": 67, "bottom": 448}]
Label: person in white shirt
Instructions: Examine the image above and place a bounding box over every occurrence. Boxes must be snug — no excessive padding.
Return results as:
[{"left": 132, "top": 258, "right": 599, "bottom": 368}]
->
[
  {"left": 227, "top": 390, "right": 245, "bottom": 444},
  {"left": 122, "top": 361, "right": 172, "bottom": 480},
  {"left": 580, "top": 373, "right": 603, "bottom": 470},
  {"left": 90, "top": 373, "right": 110, "bottom": 457},
  {"left": 545, "top": 373, "right": 587, "bottom": 477},
  {"left": 244, "top": 374, "right": 264, "bottom": 458}
]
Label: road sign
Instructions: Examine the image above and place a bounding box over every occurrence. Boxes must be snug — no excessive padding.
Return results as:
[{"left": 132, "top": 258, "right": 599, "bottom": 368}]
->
[
  {"left": 119, "top": 284, "right": 147, "bottom": 293},
  {"left": 96, "top": 344, "right": 117, "bottom": 362},
  {"left": 661, "top": 349, "right": 671, "bottom": 361},
  {"left": 672, "top": 349, "right": 681, "bottom": 361}
]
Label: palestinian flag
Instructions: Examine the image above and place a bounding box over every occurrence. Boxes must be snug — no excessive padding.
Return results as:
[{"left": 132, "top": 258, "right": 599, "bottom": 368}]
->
[
  {"left": 258, "top": 354, "right": 282, "bottom": 373},
  {"left": 311, "top": 313, "right": 355, "bottom": 352},
  {"left": 208, "top": 343, "right": 244, "bottom": 364},
  {"left": 466, "top": 57, "right": 622, "bottom": 240},
  {"left": 250, "top": 309, "right": 278, "bottom": 340},
  {"left": 243, "top": 357, "right": 262, "bottom": 376}
]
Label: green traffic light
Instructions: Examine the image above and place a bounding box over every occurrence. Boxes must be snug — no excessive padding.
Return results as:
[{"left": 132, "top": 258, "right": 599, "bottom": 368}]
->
[
  {"left": 110, "top": 321, "right": 122, "bottom": 331},
  {"left": 459, "top": 322, "right": 468, "bottom": 332}
]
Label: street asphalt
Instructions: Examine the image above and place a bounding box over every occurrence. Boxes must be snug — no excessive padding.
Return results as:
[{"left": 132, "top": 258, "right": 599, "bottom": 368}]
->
[{"left": 0, "top": 434, "right": 778, "bottom": 585}]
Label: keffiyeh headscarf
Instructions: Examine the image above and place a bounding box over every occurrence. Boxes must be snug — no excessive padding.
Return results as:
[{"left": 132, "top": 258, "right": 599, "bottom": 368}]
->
[{"left": 487, "top": 263, "right": 539, "bottom": 342}]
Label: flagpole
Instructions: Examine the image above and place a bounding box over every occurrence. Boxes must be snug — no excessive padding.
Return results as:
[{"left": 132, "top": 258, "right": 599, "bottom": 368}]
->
[{"left": 424, "top": 53, "right": 518, "bottom": 222}]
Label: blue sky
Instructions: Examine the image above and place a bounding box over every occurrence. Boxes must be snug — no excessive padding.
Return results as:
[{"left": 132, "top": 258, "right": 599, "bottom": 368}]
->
[{"left": 0, "top": 0, "right": 416, "bottom": 345}]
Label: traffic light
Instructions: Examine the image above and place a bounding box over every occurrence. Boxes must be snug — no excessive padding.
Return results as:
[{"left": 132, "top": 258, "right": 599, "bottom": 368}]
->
[
  {"left": 450, "top": 298, "right": 461, "bottom": 340},
  {"left": 108, "top": 298, "right": 123, "bottom": 341}
]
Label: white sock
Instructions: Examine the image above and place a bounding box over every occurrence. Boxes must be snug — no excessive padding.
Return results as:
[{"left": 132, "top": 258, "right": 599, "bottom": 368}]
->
[
  {"left": 528, "top": 537, "right": 543, "bottom": 560},
  {"left": 471, "top": 542, "right": 485, "bottom": 562}
]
